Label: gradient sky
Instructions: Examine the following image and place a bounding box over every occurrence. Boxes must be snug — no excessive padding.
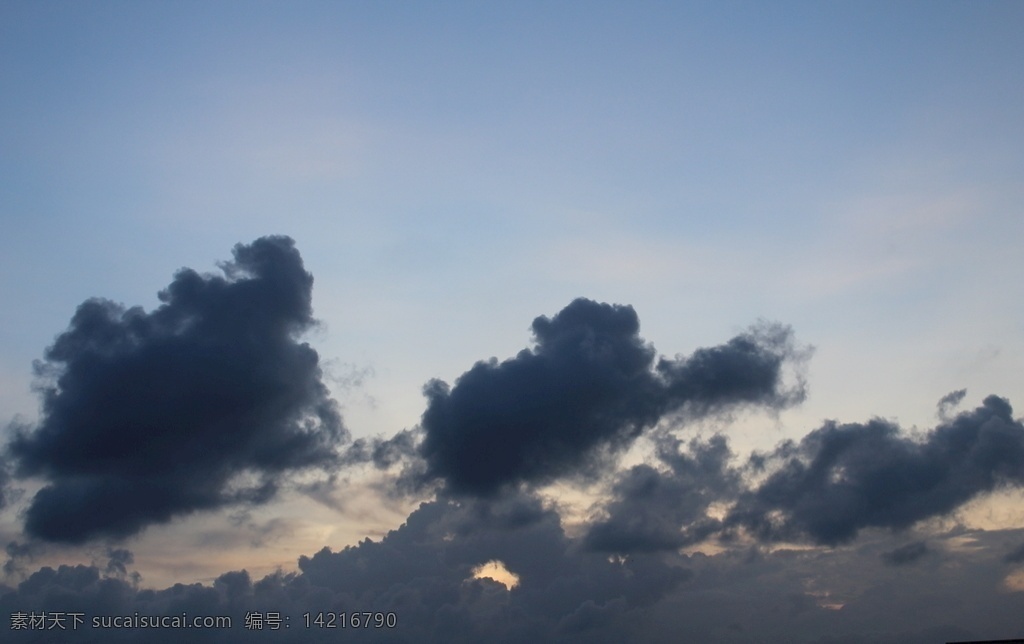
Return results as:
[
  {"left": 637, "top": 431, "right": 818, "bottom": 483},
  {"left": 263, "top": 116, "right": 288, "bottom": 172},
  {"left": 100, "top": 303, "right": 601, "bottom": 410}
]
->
[{"left": 2, "top": 2, "right": 1024, "bottom": 643}]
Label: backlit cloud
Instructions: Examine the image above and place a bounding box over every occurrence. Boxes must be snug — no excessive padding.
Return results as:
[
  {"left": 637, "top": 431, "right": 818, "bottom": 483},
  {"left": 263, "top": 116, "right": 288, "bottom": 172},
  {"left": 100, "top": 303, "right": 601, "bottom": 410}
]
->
[{"left": 5, "top": 237, "right": 346, "bottom": 543}]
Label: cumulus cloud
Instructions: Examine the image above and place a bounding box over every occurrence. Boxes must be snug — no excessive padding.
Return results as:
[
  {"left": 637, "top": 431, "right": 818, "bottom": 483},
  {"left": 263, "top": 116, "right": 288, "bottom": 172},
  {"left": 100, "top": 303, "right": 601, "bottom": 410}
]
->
[
  {"left": 5, "top": 251, "right": 1024, "bottom": 642},
  {"left": 418, "top": 298, "right": 807, "bottom": 497},
  {"left": 0, "top": 494, "right": 695, "bottom": 643},
  {"left": 294, "top": 493, "right": 691, "bottom": 642},
  {"left": 4, "top": 518, "right": 1024, "bottom": 642},
  {"left": 728, "top": 395, "right": 1024, "bottom": 545},
  {"left": 5, "top": 236, "right": 346, "bottom": 543}
]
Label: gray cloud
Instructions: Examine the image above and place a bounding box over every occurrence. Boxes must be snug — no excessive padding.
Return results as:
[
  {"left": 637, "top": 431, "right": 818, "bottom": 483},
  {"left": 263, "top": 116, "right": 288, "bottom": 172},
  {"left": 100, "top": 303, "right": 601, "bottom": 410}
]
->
[
  {"left": 583, "top": 434, "right": 738, "bottom": 553},
  {"left": 728, "top": 395, "right": 1024, "bottom": 545},
  {"left": 4, "top": 523, "right": 1024, "bottom": 643},
  {"left": 937, "top": 388, "right": 967, "bottom": 420},
  {"left": 5, "top": 236, "right": 346, "bottom": 543},
  {"left": 419, "top": 298, "right": 807, "bottom": 497}
]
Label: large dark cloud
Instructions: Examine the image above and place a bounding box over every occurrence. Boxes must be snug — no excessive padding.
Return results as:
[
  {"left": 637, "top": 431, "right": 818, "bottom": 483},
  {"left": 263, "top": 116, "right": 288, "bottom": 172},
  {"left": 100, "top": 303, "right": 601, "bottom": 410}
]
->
[
  {"left": 5, "top": 236, "right": 345, "bottom": 543},
  {"left": 419, "top": 298, "right": 806, "bottom": 496},
  {"left": 728, "top": 395, "right": 1024, "bottom": 545}
]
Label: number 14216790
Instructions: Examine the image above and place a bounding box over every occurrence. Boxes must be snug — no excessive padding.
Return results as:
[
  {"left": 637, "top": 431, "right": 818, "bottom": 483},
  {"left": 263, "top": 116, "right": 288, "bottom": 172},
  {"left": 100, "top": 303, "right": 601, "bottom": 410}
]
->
[{"left": 303, "top": 611, "right": 397, "bottom": 629}]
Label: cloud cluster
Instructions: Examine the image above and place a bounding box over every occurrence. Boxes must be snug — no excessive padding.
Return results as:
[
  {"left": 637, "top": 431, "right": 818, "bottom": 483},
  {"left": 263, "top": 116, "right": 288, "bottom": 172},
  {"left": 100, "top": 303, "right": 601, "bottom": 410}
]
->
[
  {"left": 728, "top": 395, "right": 1024, "bottom": 545},
  {"left": 4, "top": 238, "right": 1024, "bottom": 642},
  {"left": 572, "top": 391, "right": 1024, "bottom": 567},
  {"left": 4, "top": 506, "right": 1024, "bottom": 643},
  {"left": 418, "top": 298, "right": 807, "bottom": 497},
  {"left": 4, "top": 236, "right": 346, "bottom": 543},
  {"left": 0, "top": 494, "right": 696, "bottom": 643}
]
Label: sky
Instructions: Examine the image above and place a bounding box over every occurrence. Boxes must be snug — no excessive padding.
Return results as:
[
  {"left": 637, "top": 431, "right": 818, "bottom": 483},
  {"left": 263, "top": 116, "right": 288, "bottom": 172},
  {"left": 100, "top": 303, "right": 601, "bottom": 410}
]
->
[{"left": 1, "top": 1, "right": 1023, "bottom": 642}]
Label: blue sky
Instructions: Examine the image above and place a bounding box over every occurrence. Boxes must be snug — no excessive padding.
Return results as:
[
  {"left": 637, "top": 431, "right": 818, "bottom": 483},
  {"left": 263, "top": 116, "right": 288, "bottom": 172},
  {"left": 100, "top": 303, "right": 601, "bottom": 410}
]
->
[
  {"left": 2, "top": 3, "right": 1024, "bottom": 641},
  {"left": 4, "top": 1, "right": 1021, "bottom": 438}
]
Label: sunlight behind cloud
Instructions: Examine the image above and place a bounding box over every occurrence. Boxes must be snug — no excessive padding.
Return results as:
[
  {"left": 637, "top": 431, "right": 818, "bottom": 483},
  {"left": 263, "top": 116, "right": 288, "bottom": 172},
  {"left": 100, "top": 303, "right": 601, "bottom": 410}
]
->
[{"left": 470, "top": 560, "right": 520, "bottom": 590}]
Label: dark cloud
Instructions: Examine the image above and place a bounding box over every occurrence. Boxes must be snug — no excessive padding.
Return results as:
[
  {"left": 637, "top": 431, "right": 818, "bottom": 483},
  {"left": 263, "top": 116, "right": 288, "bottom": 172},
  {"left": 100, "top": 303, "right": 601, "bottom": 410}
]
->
[
  {"left": 0, "top": 493, "right": 693, "bottom": 643},
  {"left": 937, "top": 388, "right": 967, "bottom": 420},
  {"left": 295, "top": 493, "right": 692, "bottom": 626},
  {"left": 5, "top": 236, "right": 346, "bottom": 543},
  {"left": 880, "top": 541, "right": 929, "bottom": 566},
  {"left": 4, "top": 521, "right": 1024, "bottom": 642},
  {"left": 102, "top": 547, "right": 141, "bottom": 586},
  {"left": 728, "top": 395, "right": 1024, "bottom": 545},
  {"left": 3, "top": 541, "right": 36, "bottom": 577},
  {"left": 5, "top": 255, "right": 1024, "bottom": 641},
  {"left": 299, "top": 429, "right": 425, "bottom": 504},
  {"left": 343, "top": 428, "right": 419, "bottom": 470},
  {"left": 419, "top": 298, "right": 807, "bottom": 496},
  {"left": 583, "top": 434, "right": 738, "bottom": 553}
]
